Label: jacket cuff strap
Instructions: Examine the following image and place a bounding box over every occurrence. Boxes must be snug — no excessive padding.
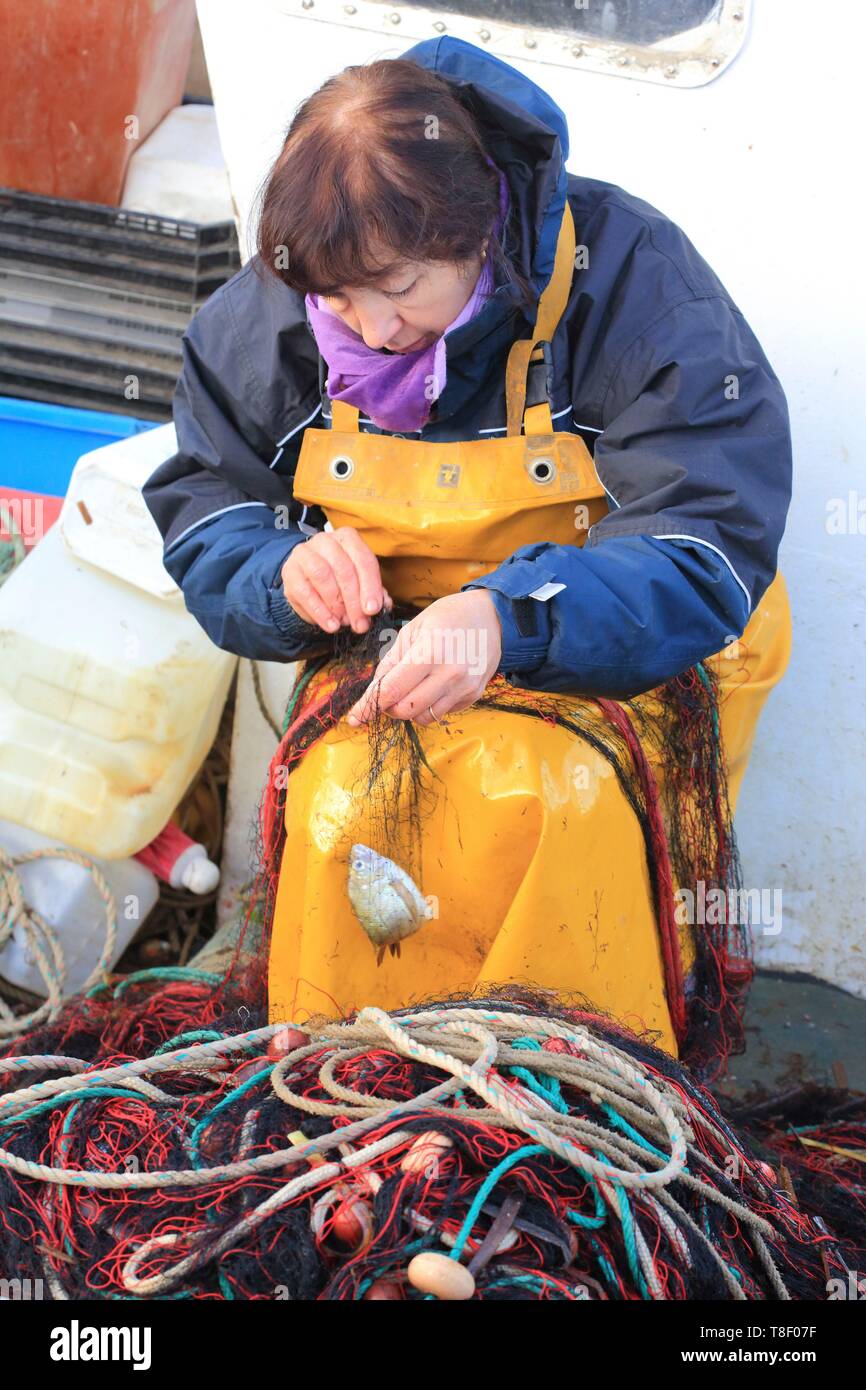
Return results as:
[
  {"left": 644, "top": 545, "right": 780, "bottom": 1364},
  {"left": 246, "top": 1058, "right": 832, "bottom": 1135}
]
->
[{"left": 461, "top": 559, "right": 556, "bottom": 673}]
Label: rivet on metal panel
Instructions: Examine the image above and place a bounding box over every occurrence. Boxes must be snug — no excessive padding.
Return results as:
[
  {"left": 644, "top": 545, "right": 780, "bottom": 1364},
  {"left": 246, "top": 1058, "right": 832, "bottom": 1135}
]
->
[
  {"left": 433, "top": 20, "right": 446, "bottom": 32},
  {"left": 389, "top": 10, "right": 401, "bottom": 22},
  {"left": 479, "top": 28, "right": 491, "bottom": 42},
  {"left": 524, "top": 35, "right": 537, "bottom": 49},
  {"left": 572, "top": 45, "right": 585, "bottom": 58},
  {"left": 664, "top": 66, "right": 678, "bottom": 79}
]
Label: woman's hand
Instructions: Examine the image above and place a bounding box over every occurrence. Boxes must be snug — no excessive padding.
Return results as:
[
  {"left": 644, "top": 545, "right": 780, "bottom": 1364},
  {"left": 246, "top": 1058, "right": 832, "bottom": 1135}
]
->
[
  {"left": 280, "top": 527, "right": 392, "bottom": 633},
  {"left": 345, "top": 589, "right": 502, "bottom": 726}
]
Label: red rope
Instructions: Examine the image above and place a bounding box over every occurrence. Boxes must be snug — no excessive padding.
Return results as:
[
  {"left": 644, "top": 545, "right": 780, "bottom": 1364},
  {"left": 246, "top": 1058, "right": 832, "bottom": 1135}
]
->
[{"left": 595, "top": 696, "right": 687, "bottom": 1046}]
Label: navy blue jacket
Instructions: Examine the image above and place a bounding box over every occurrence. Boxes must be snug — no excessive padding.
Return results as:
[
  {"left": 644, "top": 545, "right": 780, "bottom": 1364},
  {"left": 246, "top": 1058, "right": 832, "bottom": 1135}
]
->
[{"left": 142, "top": 37, "right": 792, "bottom": 698}]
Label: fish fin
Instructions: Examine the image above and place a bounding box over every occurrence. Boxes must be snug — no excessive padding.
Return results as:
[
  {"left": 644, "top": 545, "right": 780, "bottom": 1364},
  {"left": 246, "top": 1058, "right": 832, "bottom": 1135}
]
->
[
  {"left": 376, "top": 945, "right": 386, "bottom": 967},
  {"left": 389, "top": 942, "right": 401, "bottom": 959}
]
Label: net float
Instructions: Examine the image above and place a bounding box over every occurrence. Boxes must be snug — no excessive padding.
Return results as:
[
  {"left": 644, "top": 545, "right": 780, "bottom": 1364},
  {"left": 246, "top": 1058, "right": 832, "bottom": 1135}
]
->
[
  {"left": 407, "top": 1251, "right": 476, "bottom": 1301},
  {"left": 267, "top": 1026, "right": 311, "bottom": 1059},
  {"left": 233, "top": 1056, "right": 271, "bottom": 1086},
  {"left": 400, "top": 1130, "right": 453, "bottom": 1177},
  {"left": 363, "top": 1275, "right": 404, "bottom": 1300},
  {"left": 311, "top": 1186, "right": 373, "bottom": 1252}
]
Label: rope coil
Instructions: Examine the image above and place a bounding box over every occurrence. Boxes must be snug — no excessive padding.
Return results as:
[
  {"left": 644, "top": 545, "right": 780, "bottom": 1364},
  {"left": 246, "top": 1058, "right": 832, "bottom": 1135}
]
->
[
  {"left": 0, "top": 846, "right": 118, "bottom": 1038},
  {"left": 0, "top": 1000, "right": 808, "bottom": 1300}
]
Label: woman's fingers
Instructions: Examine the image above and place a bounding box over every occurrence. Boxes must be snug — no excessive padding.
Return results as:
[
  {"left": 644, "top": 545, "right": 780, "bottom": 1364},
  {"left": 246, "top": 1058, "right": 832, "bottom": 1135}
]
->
[
  {"left": 296, "top": 530, "right": 388, "bottom": 633},
  {"left": 315, "top": 534, "right": 368, "bottom": 630},
  {"left": 333, "top": 529, "right": 388, "bottom": 623},
  {"left": 281, "top": 552, "right": 344, "bottom": 630},
  {"left": 341, "top": 591, "right": 500, "bottom": 727},
  {"left": 387, "top": 671, "right": 458, "bottom": 724},
  {"left": 282, "top": 529, "right": 393, "bottom": 637},
  {"left": 284, "top": 529, "right": 392, "bottom": 633},
  {"left": 290, "top": 543, "right": 349, "bottom": 627},
  {"left": 345, "top": 624, "right": 418, "bottom": 723}
]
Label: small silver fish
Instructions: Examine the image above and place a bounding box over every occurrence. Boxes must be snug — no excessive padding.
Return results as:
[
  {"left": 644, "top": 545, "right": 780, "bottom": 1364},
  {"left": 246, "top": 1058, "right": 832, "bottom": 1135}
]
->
[{"left": 347, "top": 844, "right": 433, "bottom": 965}]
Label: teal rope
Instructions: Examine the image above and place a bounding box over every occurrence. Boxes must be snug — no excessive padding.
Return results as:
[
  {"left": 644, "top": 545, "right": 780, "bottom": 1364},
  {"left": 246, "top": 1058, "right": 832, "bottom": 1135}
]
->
[
  {"left": 112, "top": 967, "right": 222, "bottom": 998},
  {"left": 188, "top": 1065, "right": 274, "bottom": 1300},
  {"left": 601, "top": 1102, "right": 670, "bottom": 1162},
  {"left": 508, "top": 1036, "right": 567, "bottom": 1112},
  {"left": 281, "top": 661, "right": 322, "bottom": 734},
  {"left": 591, "top": 1237, "right": 621, "bottom": 1296},
  {"left": 565, "top": 1177, "right": 608, "bottom": 1231},
  {"left": 189, "top": 1065, "right": 274, "bottom": 1157},
  {"left": 696, "top": 662, "right": 720, "bottom": 740},
  {"left": 0, "top": 1087, "right": 154, "bottom": 1127},
  {"left": 86, "top": 966, "right": 222, "bottom": 1000},
  {"left": 60, "top": 1103, "right": 85, "bottom": 1260},
  {"left": 154, "top": 1030, "right": 225, "bottom": 1056},
  {"left": 591, "top": 1146, "right": 649, "bottom": 1300},
  {"left": 610, "top": 1180, "right": 649, "bottom": 1300},
  {"left": 449, "top": 1144, "right": 548, "bottom": 1264},
  {"left": 482, "top": 1272, "right": 580, "bottom": 1299}
]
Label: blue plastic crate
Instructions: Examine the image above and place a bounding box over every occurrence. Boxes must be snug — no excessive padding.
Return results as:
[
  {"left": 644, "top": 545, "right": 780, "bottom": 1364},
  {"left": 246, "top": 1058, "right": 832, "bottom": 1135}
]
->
[{"left": 0, "top": 396, "right": 156, "bottom": 496}]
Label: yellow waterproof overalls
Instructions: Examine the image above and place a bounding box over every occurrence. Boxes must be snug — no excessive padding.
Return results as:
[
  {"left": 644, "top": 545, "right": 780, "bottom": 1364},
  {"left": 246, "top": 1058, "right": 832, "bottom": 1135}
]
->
[{"left": 267, "top": 200, "right": 791, "bottom": 1054}]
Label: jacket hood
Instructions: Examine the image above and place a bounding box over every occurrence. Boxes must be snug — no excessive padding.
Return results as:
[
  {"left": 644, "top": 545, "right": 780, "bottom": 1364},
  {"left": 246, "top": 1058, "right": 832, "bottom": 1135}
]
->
[{"left": 402, "top": 36, "right": 570, "bottom": 327}]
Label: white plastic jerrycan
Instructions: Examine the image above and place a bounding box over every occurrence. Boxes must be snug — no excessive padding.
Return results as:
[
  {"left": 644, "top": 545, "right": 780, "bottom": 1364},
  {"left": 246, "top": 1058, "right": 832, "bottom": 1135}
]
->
[{"left": 0, "top": 425, "right": 237, "bottom": 859}]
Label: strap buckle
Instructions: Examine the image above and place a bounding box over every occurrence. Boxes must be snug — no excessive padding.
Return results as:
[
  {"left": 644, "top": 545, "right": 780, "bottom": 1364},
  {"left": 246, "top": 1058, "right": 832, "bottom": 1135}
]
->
[{"left": 525, "top": 342, "right": 553, "bottom": 411}]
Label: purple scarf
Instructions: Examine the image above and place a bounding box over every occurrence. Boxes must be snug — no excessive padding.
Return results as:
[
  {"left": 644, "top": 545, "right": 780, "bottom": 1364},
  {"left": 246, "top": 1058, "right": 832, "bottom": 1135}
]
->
[{"left": 304, "top": 165, "right": 510, "bottom": 433}]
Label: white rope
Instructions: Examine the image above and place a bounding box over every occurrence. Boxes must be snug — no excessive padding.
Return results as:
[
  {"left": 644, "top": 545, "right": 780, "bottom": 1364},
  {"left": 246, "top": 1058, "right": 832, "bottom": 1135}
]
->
[
  {"left": 121, "top": 1130, "right": 413, "bottom": 1296},
  {"left": 353, "top": 1007, "right": 689, "bottom": 1192},
  {"left": 0, "top": 999, "right": 785, "bottom": 1307},
  {"left": 0, "top": 846, "right": 118, "bottom": 1038}
]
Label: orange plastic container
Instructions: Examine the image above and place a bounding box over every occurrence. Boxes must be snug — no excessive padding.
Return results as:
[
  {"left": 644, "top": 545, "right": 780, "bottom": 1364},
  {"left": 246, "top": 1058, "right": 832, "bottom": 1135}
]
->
[{"left": 0, "top": 0, "right": 196, "bottom": 205}]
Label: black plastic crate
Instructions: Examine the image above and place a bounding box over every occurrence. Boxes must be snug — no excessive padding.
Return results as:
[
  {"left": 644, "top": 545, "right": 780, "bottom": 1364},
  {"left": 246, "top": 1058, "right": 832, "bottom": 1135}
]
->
[{"left": 0, "top": 188, "right": 240, "bottom": 304}]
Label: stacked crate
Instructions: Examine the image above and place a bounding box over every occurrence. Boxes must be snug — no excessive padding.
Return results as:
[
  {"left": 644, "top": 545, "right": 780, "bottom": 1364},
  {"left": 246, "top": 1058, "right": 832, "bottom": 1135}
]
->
[{"left": 0, "top": 189, "right": 239, "bottom": 421}]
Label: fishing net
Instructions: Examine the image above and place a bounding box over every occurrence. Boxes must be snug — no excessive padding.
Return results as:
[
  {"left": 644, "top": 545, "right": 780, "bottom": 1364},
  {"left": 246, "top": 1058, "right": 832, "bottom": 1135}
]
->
[
  {"left": 0, "top": 989, "right": 860, "bottom": 1301},
  {"left": 1, "top": 613, "right": 861, "bottom": 1301}
]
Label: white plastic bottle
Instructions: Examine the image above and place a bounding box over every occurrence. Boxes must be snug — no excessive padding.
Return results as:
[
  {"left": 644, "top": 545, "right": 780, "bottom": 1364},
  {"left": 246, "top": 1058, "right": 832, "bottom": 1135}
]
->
[{"left": 0, "top": 818, "right": 159, "bottom": 998}]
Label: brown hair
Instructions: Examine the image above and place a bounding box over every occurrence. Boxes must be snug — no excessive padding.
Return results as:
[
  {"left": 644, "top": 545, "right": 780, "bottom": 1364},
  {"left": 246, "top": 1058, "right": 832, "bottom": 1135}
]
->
[{"left": 254, "top": 57, "right": 534, "bottom": 312}]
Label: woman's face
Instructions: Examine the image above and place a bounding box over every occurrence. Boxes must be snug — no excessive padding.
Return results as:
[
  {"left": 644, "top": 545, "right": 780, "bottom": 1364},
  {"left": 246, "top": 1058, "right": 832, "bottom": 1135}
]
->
[{"left": 320, "top": 238, "right": 489, "bottom": 353}]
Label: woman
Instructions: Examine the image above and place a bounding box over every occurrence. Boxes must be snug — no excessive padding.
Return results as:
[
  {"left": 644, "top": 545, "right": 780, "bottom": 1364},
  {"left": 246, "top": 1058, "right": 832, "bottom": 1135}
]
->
[{"left": 143, "top": 38, "right": 792, "bottom": 1068}]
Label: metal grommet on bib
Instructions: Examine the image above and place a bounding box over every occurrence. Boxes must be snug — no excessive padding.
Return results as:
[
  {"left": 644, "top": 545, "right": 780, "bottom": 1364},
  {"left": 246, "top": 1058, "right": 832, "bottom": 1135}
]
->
[
  {"left": 527, "top": 456, "right": 556, "bottom": 485},
  {"left": 329, "top": 455, "right": 355, "bottom": 480}
]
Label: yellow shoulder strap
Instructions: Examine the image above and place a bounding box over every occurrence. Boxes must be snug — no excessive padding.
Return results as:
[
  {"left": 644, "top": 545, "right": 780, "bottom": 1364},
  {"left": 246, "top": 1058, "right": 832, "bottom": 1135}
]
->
[
  {"left": 506, "top": 197, "right": 576, "bottom": 437},
  {"left": 331, "top": 398, "right": 359, "bottom": 432},
  {"left": 330, "top": 196, "right": 576, "bottom": 439}
]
